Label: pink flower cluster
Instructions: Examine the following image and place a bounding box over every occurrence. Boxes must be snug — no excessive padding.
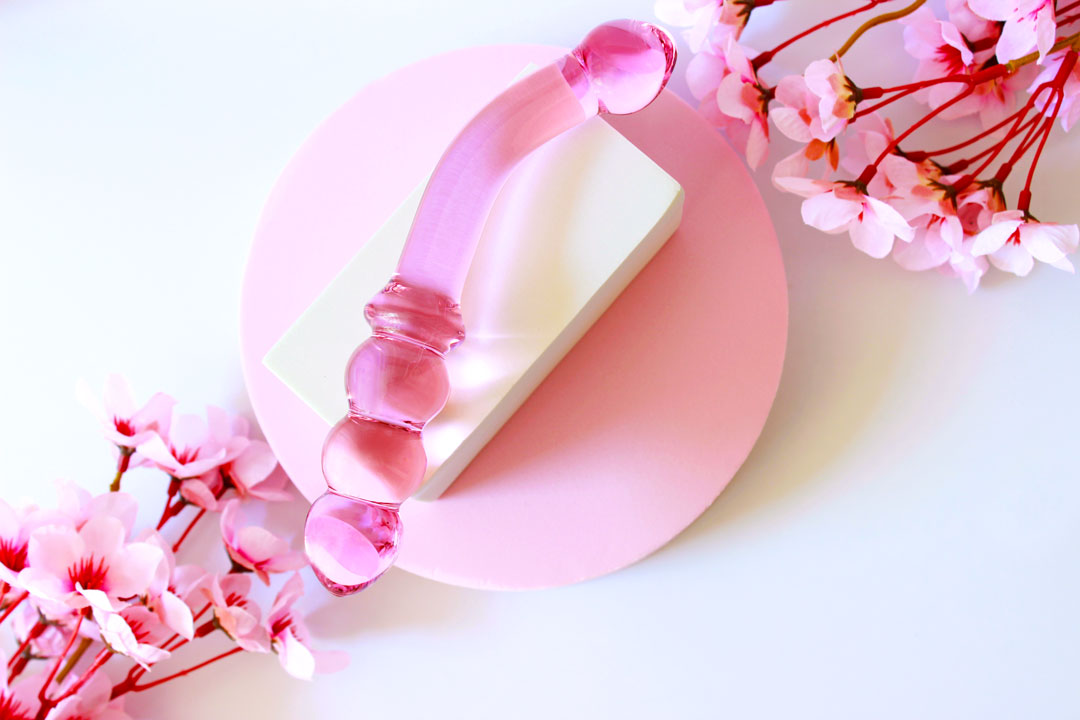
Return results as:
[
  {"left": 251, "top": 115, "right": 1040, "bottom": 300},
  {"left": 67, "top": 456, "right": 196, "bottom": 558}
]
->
[
  {"left": 0, "top": 377, "right": 345, "bottom": 720},
  {"left": 657, "top": 0, "right": 1080, "bottom": 291}
]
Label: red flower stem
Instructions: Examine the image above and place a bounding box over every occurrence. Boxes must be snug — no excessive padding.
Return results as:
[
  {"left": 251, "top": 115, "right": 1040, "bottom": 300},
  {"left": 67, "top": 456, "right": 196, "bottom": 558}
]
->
[
  {"left": 113, "top": 647, "right": 244, "bottom": 697},
  {"left": 37, "top": 611, "right": 84, "bottom": 706},
  {"left": 1058, "top": 0, "right": 1080, "bottom": 17},
  {"left": 957, "top": 53, "right": 1075, "bottom": 190},
  {"left": 857, "top": 84, "right": 974, "bottom": 184},
  {"left": 109, "top": 448, "right": 133, "bottom": 492},
  {"left": 52, "top": 649, "right": 110, "bottom": 704},
  {"left": 192, "top": 602, "right": 211, "bottom": 623},
  {"left": 156, "top": 481, "right": 187, "bottom": 531},
  {"left": 1060, "top": 12, "right": 1080, "bottom": 26},
  {"left": 937, "top": 115, "right": 1042, "bottom": 172},
  {"left": 171, "top": 507, "right": 207, "bottom": 553},
  {"left": 855, "top": 65, "right": 1010, "bottom": 118},
  {"left": 919, "top": 106, "right": 1033, "bottom": 156},
  {"left": 948, "top": 83, "right": 1060, "bottom": 192},
  {"left": 752, "top": 0, "right": 890, "bottom": 69},
  {"left": 163, "top": 636, "right": 189, "bottom": 653},
  {"left": 1020, "top": 96, "right": 1069, "bottom": 212},
  {"left": 1012, "top": 95, "right": 1058, "bottom": 157},
  {"left": 7, "top": 619, "right": 45, "bottom": 672},
  {"left": 0, "top": 591, "right": 28, "bottom": 626}
]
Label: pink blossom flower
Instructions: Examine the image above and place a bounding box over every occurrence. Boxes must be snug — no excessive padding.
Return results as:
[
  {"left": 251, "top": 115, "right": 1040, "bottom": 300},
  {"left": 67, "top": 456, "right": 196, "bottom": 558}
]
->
[
  {"left": 225, "top": 441, "right": 290, "bottom": 502},
  {"left": 804, "top": 59, "right": 857, "bottom": 140},
  {"left": 1028, "top": 49, "right": 1080, "bottom": 130},
  {"left": 55, "top": 483, "right": 137, "bottom": 537},
  {"left": 182, "top": 438, "right": 289, "bottom": 511},
  {"left": 78, "top": 375, "right": 174, "bottom": 455},
  {"left": 972, "top": 210, "right": 1080, "bottom": 275},
  {"left": 903, "top": 7, "right": 976, "bottom": 78},
  {"left": 770, "top": 140, "right": 839, "bottom": 198},
  {"left": 893, "top": 213, "right": 965, "bottom": 272},
  {"left": 18, "top": 515, "right": 164, "bottom": 612},
  {"left": 265, "top": 574, "right": 348, "bottom": 680},
  {"left": 891, "top": 211, "right": 990, "bottom": 292},
  {"left": 220, "top": 501, "right": 306, "bottom": 585},
  {"left": 11, "top": 600, "right": 78, "bottom": 659},
  {"left": 778, "top": 174, "right": 915, "bottom": 258},
  {"left": 0, "top": 664, "right": 40, "bottom": 720},
  {"left": 709, "top": 37, "right": 770, "bottom": 167},
  {"left": 0, "top": 500, "right": 56, "bottom": 587},
  {"left": 48, "top": 671, "right": 132, "bottom": 720},
  {"left": 835, "top": 114, "right": 897, "bottom": 190},
  {"left": 654, "top": 0, "right": 749, "bottom": 52},
  {"left": 947, "top": 0, "right": 999, "bottom": 40},
  {"left": 967, "top": 0, "right": 1056, "bottom": 62},
  {"left": 956, "top": 184, "right": 1007, "bottom": 235},
  {"left": 938, "top": 239, "right": 991, "bottom": 292},
  {"left": 93, "top": 605, "right": 171, "bottom": 669},
  {"left": 135, "top": 406, "right": 246, "bottom": 480},
  {"left": 838, "top": 115, "right": 946, "bottom": 212},
  {"left": 140, "top": 532, "right": 201, "bottom": 640},
  {"left": 902, "top": 8, "right": 1030, "bottom": 127},
  {"left": 179, "top": 473, "right": 223, "bottom": 512},
  {"left": 771, "top": 74, "right": 836, "bottom": 143},
  {"left": 201, "top": 573, "right": 269, "bottom": 652},
  {"left": 684, "top": 47, "right": 727, "bottom": 102}
]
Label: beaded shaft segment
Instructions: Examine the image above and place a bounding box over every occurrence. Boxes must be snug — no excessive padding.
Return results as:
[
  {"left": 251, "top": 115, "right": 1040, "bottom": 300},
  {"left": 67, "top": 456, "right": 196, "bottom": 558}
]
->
[{"left": 304, "top": 19, "right": 677, "bottom": 596}]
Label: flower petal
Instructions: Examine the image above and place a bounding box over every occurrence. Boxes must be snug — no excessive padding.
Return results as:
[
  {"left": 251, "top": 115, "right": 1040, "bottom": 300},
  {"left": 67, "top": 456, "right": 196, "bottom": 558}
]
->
[
  {"left": 972, "top": 218, "right": 1023, "bottom": 255},
  {"left": 989, "top": 241, "right": 1036, "bottom": 276},
  {"left": 230, "top": 441, "right": 279, "bottom": 492},
  {"left": 802, "top": 191, "right": 859, "bottom": 233},
  {"left": 1022, "top": 223, "right": 1079, "bottom": 264},
  {"left": 278, "top": 628, "right": 317, "bottom": 680},
  {"left": 107, "top": 542, "right": 165, "bottom": 599},
  {"left": 158, "top": 590, "right": 195, "bottom": 640}
]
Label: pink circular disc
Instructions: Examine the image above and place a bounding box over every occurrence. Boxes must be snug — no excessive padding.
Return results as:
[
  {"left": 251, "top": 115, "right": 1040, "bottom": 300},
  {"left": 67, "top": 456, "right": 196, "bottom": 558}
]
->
[{"left": 240, "top": 44, "right": 787, "bottom": 590}]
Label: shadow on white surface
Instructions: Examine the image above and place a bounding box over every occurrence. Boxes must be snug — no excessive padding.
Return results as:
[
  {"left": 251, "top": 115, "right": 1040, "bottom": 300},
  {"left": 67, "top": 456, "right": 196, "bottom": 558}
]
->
[{"left": 304, "top": 569, "right": 491, "bottom": 640}]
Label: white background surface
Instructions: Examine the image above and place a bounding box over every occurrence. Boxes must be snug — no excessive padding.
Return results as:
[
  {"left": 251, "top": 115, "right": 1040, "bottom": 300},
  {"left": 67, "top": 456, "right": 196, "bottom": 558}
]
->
[{"left": 2, "top": 1, "right": 1078, "bottom": 718}]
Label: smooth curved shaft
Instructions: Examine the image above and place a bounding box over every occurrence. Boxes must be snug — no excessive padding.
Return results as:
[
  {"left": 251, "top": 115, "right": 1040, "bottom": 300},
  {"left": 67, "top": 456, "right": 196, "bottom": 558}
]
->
[
  {"left": 398, "top": 64, "right": 591, "bottom": 301},
  {"left": 305, "top": 19, "right": 676, "bottom": 596}
]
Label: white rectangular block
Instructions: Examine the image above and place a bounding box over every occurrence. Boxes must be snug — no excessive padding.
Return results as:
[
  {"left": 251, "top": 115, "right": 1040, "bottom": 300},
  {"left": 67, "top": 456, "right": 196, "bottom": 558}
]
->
[{"left": 264, "top": 113, "right": 683, "bottom": 500}]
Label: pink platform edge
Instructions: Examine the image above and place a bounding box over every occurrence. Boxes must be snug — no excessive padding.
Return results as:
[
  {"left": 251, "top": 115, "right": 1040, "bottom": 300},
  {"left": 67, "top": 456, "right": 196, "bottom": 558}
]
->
[{"left": 240, "top": 44, "right": 788, "bottom": 591}]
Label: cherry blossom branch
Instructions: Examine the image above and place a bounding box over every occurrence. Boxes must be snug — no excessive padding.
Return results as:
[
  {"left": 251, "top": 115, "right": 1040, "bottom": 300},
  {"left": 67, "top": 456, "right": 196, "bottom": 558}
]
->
[
  {"left": 752, "top": 0, "right": 890, "bottom": 69},
  {"left": 854, "top": 65, "right": 1010, "bottom": 118},
  {"left": 1005, "top": 31, "right": 1080, "bottom": 70},
  {"left": 155, "top": 477, "right": 190, "bottom": 531},
  {"left": 951, "top": 60, "right": 1072, "bottom": 191},
  {"left": 833, "top": 0, "right": 926, "bottom": 59},
  {"left": 0, "top": 591, "right": 27, "bottom": 625},
  {"left": 1011, "top": 96, "right": 1058, "bottom": 159},
  {"left": 917, "top": 107, "right": 1036, "bottom": 157},
  {"left": 37, "top": 610, "right": 84, "bottom": 707},
  {"left": 1018, "top": 53, "right": 1077, "bottom": 211},
  {"left": 857, "top": 84, "right": 975, "bottom": 184},
  {"left": 172, "top": 507, "right": 207, "bottom": 553},
  {"left": 52, "top": 649, "right": 111, "bottom": 705},
  {"left": 54, "top": 636, "right": 93, "bottom": 685},
  {"left": 109, "top": 447, "right": 134, "bottom": 492},
  {"left": 931, "top": 115, "right": 1042, "bottom": 173},
  {"left": 112, "top": 647, "right": 244, "bottom": 697},
  {"left": 1057, "top": 0, "right": 1080, "bottom": 18},
  {"left": 7, "top": 618, "right": 44, "bottom": 677}
]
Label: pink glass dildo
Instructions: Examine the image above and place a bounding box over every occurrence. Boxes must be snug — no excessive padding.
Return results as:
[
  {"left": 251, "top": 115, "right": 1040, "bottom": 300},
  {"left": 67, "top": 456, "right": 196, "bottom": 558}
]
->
[{"left": 304, "top": 19, "right": 676, "bottom": 596}]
